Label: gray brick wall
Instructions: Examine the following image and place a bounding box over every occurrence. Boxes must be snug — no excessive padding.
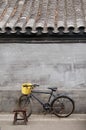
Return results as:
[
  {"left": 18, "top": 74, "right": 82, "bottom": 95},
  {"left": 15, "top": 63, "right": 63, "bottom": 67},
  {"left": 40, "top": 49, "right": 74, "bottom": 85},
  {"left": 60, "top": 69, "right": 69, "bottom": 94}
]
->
[
  {"left": 0, "top": 89, "right": 86, "bottom": 113},
  {"left": 0, "top": 43, "right": 86, "bottom": 113},
  {"left": 0, "top": 44, "right": 86, "bottom": 90}
]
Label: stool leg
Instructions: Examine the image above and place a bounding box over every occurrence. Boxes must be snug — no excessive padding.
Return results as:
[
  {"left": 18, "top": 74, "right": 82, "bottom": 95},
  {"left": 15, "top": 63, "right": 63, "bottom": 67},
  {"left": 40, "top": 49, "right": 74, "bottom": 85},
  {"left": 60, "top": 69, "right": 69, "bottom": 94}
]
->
[
  {"left": 13, "top": 112, "right": 17, "bottom": 125},
  {"left": 23, "top": 112, "right": 27, "bottom": 125}
]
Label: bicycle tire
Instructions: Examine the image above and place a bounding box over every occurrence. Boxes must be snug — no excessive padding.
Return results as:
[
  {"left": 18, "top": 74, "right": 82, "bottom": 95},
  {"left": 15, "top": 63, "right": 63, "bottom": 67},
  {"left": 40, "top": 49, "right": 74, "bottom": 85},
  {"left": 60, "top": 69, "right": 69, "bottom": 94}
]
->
[
  {"left": 51, "top": 96, "right": 75, "bottom": 117},
  {"left": 18, "top": 95, "right": 32, "bottom": 118}
]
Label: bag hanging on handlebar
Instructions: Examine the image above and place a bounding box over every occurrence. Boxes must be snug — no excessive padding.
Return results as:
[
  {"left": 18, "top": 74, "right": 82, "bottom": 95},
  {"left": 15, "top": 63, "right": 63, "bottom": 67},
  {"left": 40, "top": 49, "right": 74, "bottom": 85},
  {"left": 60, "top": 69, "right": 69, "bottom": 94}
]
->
[{"left": 21, "top": 83, "right": 32, "bottom": 95}]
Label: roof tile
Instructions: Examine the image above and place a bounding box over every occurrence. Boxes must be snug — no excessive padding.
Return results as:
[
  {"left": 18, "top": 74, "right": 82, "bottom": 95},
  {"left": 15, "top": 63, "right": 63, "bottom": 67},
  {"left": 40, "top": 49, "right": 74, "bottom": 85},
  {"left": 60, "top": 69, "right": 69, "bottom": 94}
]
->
[{"left": 0, "top": 0, "right": 86, "bottom": 35}]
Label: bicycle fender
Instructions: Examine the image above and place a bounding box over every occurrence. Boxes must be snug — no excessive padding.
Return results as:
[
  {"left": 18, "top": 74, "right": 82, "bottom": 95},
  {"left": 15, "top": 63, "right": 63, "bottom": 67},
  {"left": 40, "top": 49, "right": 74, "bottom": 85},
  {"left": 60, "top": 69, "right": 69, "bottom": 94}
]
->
[
  {"left": 52, "top": 93, "right": 69, "bottom": 102},
  {"left": 56, "top": 93, "right": 67, "bottom": 97}
]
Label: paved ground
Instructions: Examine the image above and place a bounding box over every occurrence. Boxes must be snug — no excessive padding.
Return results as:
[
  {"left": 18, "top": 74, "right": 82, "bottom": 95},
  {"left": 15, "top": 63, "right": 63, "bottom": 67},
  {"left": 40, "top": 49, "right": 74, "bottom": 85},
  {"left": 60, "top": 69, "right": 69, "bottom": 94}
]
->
[{"left": 0, "top": 114, "right": 86, "bottom": 130}]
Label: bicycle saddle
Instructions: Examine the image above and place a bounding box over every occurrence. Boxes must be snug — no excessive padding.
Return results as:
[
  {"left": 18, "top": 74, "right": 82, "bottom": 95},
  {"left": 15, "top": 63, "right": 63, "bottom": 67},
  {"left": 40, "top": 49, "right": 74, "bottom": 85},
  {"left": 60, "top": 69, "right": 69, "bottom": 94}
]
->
[{"left": 48, "top": 87, "right": 57, "bottom": 91}]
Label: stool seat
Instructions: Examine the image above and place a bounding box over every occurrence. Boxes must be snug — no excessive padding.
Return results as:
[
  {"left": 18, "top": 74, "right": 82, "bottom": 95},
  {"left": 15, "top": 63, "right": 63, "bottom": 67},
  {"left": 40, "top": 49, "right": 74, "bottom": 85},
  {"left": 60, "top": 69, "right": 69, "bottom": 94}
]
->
[{"left": 13, "top": 109, "right": 28, "bottom": 125}]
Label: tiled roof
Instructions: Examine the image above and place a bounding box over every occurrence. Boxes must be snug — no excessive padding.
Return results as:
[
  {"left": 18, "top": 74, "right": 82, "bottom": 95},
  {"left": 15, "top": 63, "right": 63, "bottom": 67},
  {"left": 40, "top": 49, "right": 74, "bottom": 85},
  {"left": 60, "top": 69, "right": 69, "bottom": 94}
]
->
[{"left": 0, "top": 0, "right": 86, "bottom": 35}]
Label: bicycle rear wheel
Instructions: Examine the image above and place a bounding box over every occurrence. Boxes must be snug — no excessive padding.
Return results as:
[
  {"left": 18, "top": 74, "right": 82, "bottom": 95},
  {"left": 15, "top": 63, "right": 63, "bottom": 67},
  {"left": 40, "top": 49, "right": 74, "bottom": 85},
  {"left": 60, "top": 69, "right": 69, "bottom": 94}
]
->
[
  {"left": 51, "top": 96, "right": 75, "bottom": 117},
  {"left": 18, "top": 95, "right": 32, "bottom": 118}
]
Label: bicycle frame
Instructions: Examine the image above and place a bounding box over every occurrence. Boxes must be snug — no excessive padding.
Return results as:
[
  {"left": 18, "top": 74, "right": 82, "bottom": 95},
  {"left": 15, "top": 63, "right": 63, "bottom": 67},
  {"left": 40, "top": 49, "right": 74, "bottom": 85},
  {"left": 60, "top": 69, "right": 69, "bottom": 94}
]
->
[
  {"left": 19, "top": 86, "right": 75, "bottom": 118},
  {"left": 29, "top": 90, "right": 56, "bottom": 106}
]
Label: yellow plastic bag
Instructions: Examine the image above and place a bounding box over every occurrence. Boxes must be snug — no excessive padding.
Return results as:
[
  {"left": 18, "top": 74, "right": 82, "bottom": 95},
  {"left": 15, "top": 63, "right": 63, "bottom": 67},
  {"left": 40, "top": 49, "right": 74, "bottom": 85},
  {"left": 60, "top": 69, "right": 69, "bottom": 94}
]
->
[{"left": 21, "top": 83, "right": 32, "bottom": 95}]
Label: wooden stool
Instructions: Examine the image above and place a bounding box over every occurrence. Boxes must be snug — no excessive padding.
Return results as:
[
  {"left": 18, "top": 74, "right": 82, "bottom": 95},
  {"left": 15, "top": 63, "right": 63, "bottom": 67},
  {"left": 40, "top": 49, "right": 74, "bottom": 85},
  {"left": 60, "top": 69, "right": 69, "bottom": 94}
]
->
[{"left": 13, "top": 109, "right": 28, "bottom": 125}]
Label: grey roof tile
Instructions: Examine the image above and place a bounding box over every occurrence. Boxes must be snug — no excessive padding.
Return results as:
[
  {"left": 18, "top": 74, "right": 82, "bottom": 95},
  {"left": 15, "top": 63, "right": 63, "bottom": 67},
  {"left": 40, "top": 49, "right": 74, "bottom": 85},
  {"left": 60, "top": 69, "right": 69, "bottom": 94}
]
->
[
  {"left": 57, "top": 0, "right": 66, "bottom": 32},
  {"left": 74, "top": 0, "right": 85, "bottom": 30},
  {"left": 66, "top": 0, "right": 75, "bottom": 28},
  {"left": 0, "top": 0, "right": 86, "bottom": 35}
]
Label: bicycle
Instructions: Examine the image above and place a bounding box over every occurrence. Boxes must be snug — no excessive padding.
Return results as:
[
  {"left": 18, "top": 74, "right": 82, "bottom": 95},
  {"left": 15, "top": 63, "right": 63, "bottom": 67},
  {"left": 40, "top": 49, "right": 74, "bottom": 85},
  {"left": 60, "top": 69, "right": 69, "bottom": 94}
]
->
[{"left": 18, "top": 83, "right": 75, "bottom": 118}]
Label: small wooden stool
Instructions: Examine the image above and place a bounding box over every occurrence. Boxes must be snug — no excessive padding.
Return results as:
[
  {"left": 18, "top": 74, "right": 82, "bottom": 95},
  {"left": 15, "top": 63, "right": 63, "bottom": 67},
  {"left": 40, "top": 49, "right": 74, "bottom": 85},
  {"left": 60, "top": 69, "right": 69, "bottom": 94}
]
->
[{"left": 13, "top": 109, "right": 28, "bottom": 125}]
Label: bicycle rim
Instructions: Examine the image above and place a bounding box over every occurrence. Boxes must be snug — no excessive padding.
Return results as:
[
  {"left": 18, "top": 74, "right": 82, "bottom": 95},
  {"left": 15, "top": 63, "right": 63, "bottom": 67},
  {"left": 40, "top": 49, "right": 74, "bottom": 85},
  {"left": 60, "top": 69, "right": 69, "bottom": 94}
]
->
[
  {"left": 51, "top": 96, "right": 75, "bottom": 117},
  {"left": 18, "top": 95, "right": 32, "bottom": 118}
]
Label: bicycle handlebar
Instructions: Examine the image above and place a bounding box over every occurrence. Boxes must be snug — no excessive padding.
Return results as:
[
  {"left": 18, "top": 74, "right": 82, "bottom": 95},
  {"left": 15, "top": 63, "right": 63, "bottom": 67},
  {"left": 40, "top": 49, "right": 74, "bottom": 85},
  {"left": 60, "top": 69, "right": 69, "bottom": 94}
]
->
[
  {"left": 32, "top": 84, "right": 39, "bottom": 87},
  {"left": 23, "top": 84, "right": 39, "bottom": 88}
]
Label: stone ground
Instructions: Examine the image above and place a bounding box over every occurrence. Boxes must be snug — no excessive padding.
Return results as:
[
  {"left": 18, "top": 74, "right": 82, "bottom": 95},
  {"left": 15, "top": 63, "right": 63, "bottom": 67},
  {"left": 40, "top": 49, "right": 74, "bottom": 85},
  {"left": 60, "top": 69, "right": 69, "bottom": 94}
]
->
[{"left": 0, "top": 114, "right": 86, "bottom": 130}]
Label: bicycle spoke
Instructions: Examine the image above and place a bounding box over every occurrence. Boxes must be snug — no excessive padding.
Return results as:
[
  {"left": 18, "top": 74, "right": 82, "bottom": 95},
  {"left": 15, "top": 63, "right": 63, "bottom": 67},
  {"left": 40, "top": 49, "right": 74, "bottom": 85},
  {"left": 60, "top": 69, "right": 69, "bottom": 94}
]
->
[{"left": 51, "top": 96, "right": 75, "bottom": 117}]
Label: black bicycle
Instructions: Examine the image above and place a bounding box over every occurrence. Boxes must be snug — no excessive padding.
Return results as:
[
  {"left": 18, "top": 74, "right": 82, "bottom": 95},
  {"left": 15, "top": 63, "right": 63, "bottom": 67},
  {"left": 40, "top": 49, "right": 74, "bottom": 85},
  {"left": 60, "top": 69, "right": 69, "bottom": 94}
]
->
[{"left": 18, "top": 84, "right": 75, "bottom": 118}]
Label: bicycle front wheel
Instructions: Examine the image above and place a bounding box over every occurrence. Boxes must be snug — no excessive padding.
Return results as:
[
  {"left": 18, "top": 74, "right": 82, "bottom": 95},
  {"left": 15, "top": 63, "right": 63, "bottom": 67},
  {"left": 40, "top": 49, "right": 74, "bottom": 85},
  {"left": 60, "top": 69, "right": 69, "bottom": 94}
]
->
[
  {"left": 51, "top": 96, "right": 75, "bottom": 117},
  {"left": 18, "top": 95, "right": 32, "bottom": 118}
]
